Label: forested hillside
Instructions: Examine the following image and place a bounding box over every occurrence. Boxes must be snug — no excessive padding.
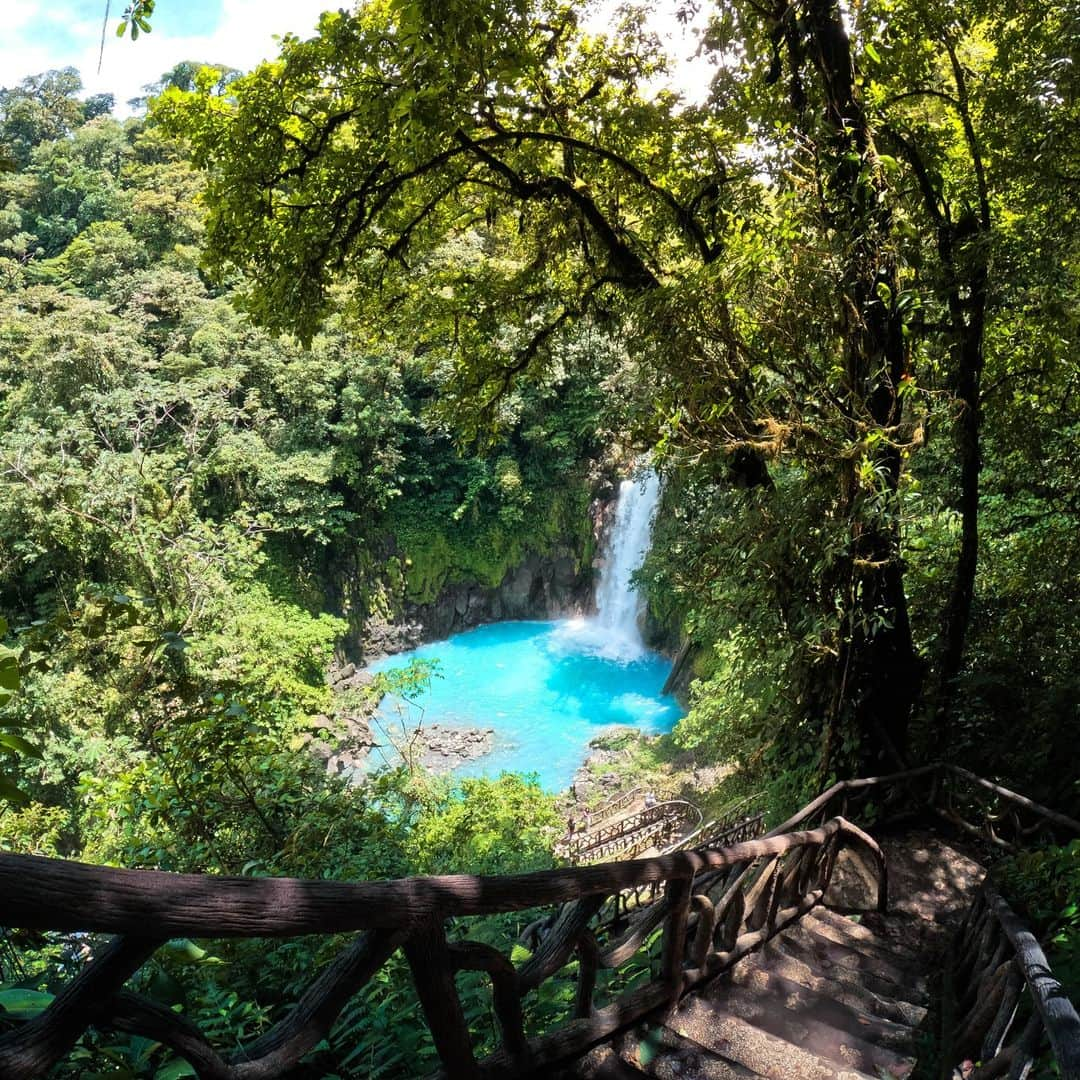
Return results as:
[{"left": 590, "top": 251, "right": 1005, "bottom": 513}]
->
[
  {"left": 0, "top": 0, "right": 1078, "bottom": 1074},
  {"left": 154, "top": 0, "right": 1078, "bottom": 809},
  {"left": 0, "top": 62, "right": 615, "bottom": 863}
]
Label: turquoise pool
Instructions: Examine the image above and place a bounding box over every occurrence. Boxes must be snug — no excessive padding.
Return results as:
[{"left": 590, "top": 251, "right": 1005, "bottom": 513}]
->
[{"left": 366, "top": 620, "right": 683, "bottom": 791}]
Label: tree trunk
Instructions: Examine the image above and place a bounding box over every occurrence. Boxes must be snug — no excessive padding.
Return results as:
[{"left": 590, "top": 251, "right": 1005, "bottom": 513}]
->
[
  {"left": 885, "top": 35, "right": 991, "bottom": 750},
  {"left": 932, "top": 39, "right": 992, "bottom": 746},
  {"left": 797, "top": 0, "right": 923, "bottom": 774}
]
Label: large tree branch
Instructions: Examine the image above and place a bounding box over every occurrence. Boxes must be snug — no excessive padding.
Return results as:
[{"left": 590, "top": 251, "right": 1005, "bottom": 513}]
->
[
  {"left": 478, "top": 126, "right": 721, "bottom": 263},
  {"left": 453, "top": 128, "right": 660, "bottom": 290}
]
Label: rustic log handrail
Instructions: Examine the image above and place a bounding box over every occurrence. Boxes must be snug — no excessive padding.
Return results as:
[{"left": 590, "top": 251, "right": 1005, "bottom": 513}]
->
[
  {"left": 1, "top": 763, "right": 1076, "bottom": 1079},
  {"left": 945, "top": 882, "right": 1080, "bottom": 1080},
  {"left": 0, "top": 818, "right": 883, "bottom": 1078},
  {"left": 589, "top": 786, "right": 645, "bottom": 823},
  {"left": 554, "top": 798, "right": 702, "bottom": 861},
  {"left": 665, "top": 811, "right": 766, "bottom": 855},
  {"left": 566, "top": 816, "right": 679, "bottom": 864},
  {"left": 775, "top": 763, "right": 1080, "bottom": 1080},
  {"left": 767, "top": 762, "right": 1080, "bottom": 847},
  {"left": 0, "top": 825, "right": 857, "bottom": 938}
]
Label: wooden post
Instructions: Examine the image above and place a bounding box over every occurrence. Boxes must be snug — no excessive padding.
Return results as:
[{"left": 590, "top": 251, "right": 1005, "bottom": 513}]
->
[
  {"left": 574, "top": 931, "right": 599, "bottom": 1019},
  {"left": 404, "top": 922, "right": 479, "bottom": 1078},
  {"left": 661, "top": 877, "right": 693, "bottom": 1010}
]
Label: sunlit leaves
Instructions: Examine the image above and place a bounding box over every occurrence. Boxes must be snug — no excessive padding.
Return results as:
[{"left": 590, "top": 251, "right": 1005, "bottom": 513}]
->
[{"left": 117, "top": 0, "right": 155, "bottom": 41}]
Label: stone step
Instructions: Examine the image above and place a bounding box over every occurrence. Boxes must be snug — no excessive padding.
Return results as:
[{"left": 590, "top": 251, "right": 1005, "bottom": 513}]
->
[
  {"left": 760, "top": 937, "right": 930, "bottom": 1028},
  {"left": 621, "top": 1024, "right": 765, "bottom": 1079},
  {"left": 729, "top": 955, "right": 920, "bottom": 1055},
  {"left": 781, "top": 919, "right": 928, "bottom": 996},
  {"left": 670, "top": 997, "right": 878, "bottom": 1080},
  {"left": 771, "top": 928, "right": 930, "bottom": 1009},
  {"left": 703, "top": 967, "right": 917, "bottom": 1077},
  {"left": 572, "top": 1045, "right": 651, "bottom": 1079}
]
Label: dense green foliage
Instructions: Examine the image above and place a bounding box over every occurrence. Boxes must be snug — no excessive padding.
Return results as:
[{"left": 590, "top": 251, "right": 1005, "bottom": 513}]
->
[
  {"left": 159, "top": 0, "right": 1078, "bottom": 815},
  {"left": 0, "top": 64, "right": 603, "bottom": 1075},
  {"left": 0, "top": 0, "right": 1078, "bottom": 1072}
]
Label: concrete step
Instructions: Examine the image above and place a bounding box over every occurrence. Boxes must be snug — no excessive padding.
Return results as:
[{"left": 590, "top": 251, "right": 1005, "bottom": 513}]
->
[
  {"left": 781, "top": 919, "right": 928, "bottom": 996},
  {"left": 729, "top": 955, "right": 920, "bottom": 1055},
  {"left": 703, "top": 967, "right": 917, "bottom": 1077},
  {"left": 802, "top": 910, "right": 926, "bottom": 976},
  {"left": 670, "top": 997, "right": 878, "bottom": 1080},
  {"left": 771, "top": 929, "right": 931, "bottom": 1009},
  {"left": 621, "top": 1024, "right": 765, "bottom": 1079},
  {"left": 759, "top": 937, "right": 930, "bottom": 1028},
  {"left": 809, "top": 907, "right": 923, "bottom": 962}
]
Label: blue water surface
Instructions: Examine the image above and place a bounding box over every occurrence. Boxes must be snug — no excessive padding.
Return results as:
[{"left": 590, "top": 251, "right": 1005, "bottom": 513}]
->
[{"left": 366, "top": 621, "right": 684, "bottom": 792}]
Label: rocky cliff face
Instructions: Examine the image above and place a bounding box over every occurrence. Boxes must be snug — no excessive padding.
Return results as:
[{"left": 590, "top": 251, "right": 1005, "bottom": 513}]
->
[
  {"left": 362, "top": 545, "right": 595, "bottom": 660},
  {"left": 338, "top": 473, "right": 693, "bottom": 671},
  {"left": 352, "top": 478, "right": 627, "bottom": 661}
]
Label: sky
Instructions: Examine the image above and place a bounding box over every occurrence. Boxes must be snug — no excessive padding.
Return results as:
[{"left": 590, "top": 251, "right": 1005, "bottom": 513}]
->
[
  {"left": 0, "top": 0, "right": 331, "bottom": 111},
  {"left": 0, "top": 0, "right": 712, "bottom": 113}
]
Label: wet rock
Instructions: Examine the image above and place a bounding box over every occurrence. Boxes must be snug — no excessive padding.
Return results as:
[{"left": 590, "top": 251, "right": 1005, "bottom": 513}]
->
[
  {"left": 328, "top": 662, "right": 356, "bottom": 687},
  {"left": 405, "top": 724, "right": 496, "bottom": 774},
  {"left": 361, "top": 617, "right": 425, "bottom": 662},
  {"left": 387, "top": 545, "right": 596, "bottom": 650}
]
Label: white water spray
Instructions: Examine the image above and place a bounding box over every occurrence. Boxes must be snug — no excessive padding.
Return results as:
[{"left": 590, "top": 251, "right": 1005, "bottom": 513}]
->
[
  {"left": 555, "top": 468, "right": 661, "bottom": 661},
  {"left": 595, "top": 471, "right": 661, "bottom": 652}
]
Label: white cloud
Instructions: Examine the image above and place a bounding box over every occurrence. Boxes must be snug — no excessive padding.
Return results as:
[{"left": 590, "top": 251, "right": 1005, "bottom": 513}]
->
[
  {"left": 584, "top": 0, "right": 713, "bottom": 106},
  {"left": 2, "top": 0, "right": 709, "bottom": 115},
  {"left": 1, "top": 1, "right": 333, "bottom": 112}
]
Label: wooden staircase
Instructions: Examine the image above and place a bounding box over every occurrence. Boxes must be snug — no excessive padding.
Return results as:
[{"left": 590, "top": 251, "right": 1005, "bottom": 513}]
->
[
  {"left": 576, "top": 904, "right": 932, "bottom": 1080},
  {"left": 568, "top": 827, "right": 982, "bottom": 1080}
]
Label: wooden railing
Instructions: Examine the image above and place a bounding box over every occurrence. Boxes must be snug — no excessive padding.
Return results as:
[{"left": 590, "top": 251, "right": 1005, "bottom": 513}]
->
[
  {"left": 586, "top": 810, "right": 769, "bottom": 928},
  {"left": 766, "top": 763, "right": 1080, "bottom": 852},
  {"left": 562, "top": 815, "right": 677, "bottom": 863},
  {"left": 665, "top": 798, "right": 766, "bottom": 856},
  {"left": 767, "top": 763, "right": 1080, "bottom": 1080},
  {"left": 0, "top": 763, "right": 1075, "bottom": 1078},
  {"left": 589, "top": 786, "right": 645, "bottom": 823},
  {"left": 554, "top": 799, "right": 702, "bottom": 862},
  {"left": 0, "top": 817, "right": 884, "bottom": 1079},
  {"left": 945, "top": 882, "right": 1080, "bottom": 1080}
]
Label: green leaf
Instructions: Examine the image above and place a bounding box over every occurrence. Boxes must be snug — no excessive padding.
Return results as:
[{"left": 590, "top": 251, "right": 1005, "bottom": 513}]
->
[
  {"left": 0, "top": 775, "right": 28, "bottom": 806},
  {"left": 0, "top": 655, "right": 20, "bottom": 692},
  {"left": 163, "top": 938, "right": 216, "bottom": 963},
  {"left": 146, "top": 967, "right": 187, "bottom": 1007},
  {"left": 0, "top": 988, "right": 55, "bottom": 1019},
  {"left": 161, "top": 632, "right": 189, "bottom": 653},
  {"left": 154, "top": 1062, "right": 197, "bottom": 1080},
  {"left": 0, "top": 733, "right": 41, "bottom": 759},
  {"left": 865, "top": 43, "right": 882, "bottom": 64}
]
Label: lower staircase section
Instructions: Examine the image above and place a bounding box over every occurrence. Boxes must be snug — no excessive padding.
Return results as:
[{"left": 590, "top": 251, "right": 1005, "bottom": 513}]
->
[{"left": 576, "top": 905, "right": 932, "bottom": 1080}]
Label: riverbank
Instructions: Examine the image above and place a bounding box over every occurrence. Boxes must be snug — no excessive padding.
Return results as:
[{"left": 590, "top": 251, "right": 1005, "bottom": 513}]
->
[{"left": 560, "top": 728, "right": 738, "bottom": 824}]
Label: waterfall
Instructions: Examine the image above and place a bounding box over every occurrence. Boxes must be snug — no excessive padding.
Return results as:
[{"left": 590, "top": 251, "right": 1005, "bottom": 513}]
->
[
  {"left": 553, "top": 468, "right": 661, "bottom": 661},
  {"left": 594, "top": 471, "right": 661, "bottom": 655}
]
